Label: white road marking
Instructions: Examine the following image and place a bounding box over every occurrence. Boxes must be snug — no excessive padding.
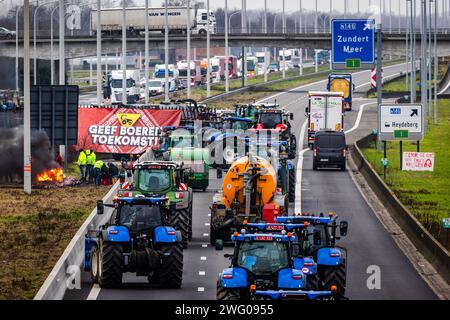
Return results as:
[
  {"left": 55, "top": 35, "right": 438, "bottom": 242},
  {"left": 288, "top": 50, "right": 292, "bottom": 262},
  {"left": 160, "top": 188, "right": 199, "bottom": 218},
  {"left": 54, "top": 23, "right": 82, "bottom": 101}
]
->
[
  {"left": 199, "top": 271, "right": 206, "bottom": 276},
  {"left": 207, "top": 213, "right": 211, "bottom": 217},
  {"left": 205, "top": 223, "right": 210, "bottom": 226},
  {"left": 197, "top": 287, "right": 205, "bottom": 292},
  {"left": 200, "top": 256, "right": 207, "bottom": 261},
  {"left": 438, "top": 77, "right": 450, "bottom": 95},
  {"left": 203, "top": 233, "right": 209, "bottom": 237},
  {"left": 202, "top": 244, "right": 208, "bottom": 248},
  {"left": 345, "top": 102, "right": 376, "bottom": 134},
  {"left": 294, "top": 119, "right": 309, "bottom": 214},
  {"left": 86, "top": 284, "right": 101, "bottom": 300}
]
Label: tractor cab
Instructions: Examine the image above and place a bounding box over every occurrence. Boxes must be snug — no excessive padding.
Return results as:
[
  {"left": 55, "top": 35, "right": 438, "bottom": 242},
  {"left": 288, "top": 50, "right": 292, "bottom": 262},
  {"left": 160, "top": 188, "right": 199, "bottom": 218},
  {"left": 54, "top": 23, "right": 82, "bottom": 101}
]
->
[
  {"left": 84, "top": 197, "right": 183, "bottom": 288},
  {"left": 217, "top": 232, "right": 309, "bottom": 299}
]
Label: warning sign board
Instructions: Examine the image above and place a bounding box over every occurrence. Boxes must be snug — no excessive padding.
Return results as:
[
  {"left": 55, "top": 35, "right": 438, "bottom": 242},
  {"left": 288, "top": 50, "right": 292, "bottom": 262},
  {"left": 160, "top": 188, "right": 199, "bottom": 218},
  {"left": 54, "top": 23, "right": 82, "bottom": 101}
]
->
[{"left": 402, "top": 152, "right": 435, "bottom": 172}]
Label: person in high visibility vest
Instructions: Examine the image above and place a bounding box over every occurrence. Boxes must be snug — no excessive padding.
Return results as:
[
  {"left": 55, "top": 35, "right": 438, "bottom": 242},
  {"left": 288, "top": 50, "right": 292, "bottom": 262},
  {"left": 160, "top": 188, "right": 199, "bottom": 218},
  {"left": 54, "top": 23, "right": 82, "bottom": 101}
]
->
[
  {"left": 93, "top": 160, "right": 104, "bottom": 186},
  {"left": 77, "top": 149, "right": 87, "bottom": 182},
  {"left": 85, "top": 149, "right": 96, "bottom": 183}
]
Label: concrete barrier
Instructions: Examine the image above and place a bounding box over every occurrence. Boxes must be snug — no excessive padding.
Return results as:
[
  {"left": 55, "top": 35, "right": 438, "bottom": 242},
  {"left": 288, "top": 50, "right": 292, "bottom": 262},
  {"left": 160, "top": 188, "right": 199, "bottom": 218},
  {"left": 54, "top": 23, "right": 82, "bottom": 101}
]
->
[
  {"left": 352, "top": 135, "right": 450, "bottom": 283},
  {"left": 34, "top": 183, "right": 119, "bottom": 300}
]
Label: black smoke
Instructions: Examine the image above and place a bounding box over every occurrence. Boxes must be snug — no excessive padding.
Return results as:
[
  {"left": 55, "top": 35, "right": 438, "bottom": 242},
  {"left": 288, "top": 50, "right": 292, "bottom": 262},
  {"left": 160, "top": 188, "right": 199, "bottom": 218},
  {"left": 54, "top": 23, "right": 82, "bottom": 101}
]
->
[{"left": 0, "top": 127, "right": 58, "bottom": 183}]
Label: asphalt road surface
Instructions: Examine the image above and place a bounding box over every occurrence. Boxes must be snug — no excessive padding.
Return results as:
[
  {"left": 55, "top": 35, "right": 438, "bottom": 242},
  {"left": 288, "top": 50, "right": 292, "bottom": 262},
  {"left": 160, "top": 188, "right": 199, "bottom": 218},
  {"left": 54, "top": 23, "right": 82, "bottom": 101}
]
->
[{"left": 65, "top": 62, "right": 437, "bottom": 300}]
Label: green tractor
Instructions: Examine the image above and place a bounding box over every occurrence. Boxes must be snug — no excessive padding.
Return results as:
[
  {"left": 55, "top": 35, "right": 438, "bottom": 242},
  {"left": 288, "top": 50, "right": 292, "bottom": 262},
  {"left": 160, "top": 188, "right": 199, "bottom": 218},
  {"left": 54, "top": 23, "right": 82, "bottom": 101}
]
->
[
  {"left": 117, "top": 161, "right": 193, "bottom": 248},
  {"left": 160, "top": 127, "right": 210, "bottom": 192}
]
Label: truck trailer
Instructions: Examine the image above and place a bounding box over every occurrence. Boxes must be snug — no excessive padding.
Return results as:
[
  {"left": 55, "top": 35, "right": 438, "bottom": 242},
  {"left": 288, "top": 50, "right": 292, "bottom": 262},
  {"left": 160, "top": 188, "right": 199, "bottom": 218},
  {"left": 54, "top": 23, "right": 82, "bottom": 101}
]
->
[
  {"left": 91, "top": 6, "right": 216, "bottom": 36},
  {"left": 306, "top": 91, "right": 344, "bottom": 148}
]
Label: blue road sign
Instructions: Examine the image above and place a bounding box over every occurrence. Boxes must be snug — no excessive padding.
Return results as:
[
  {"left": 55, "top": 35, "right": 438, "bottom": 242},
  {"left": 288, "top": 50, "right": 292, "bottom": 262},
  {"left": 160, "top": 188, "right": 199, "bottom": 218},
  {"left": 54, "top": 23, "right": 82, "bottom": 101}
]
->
[{"left": 332, "top": 19, "right": 375, "bottom": 69}]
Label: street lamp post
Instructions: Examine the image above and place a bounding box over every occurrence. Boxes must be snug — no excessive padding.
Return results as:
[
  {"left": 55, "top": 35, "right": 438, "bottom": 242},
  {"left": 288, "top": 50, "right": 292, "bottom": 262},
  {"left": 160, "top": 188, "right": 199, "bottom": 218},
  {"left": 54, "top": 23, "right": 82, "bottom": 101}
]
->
[
  {"left": 34, "top": 2, "right": 52, "bottom": 85},
  {"left": 206, "top": 0, "right": 211, "bottom": 97},
  {"left": 164, "top": 0, "right": 169, "bottom": 102},
  {"left": 145, "top": 0, "right": 149, "bottom": 103},
  {"left": 15, "top": 6, "right": 21, "bottom": 92},
  {"left": 242, "top": 0, "right": 247, "bottom": 87},
  {"left": 434, "top": 0, "right": 438, "bottom": 124},
  {"left": 228, "top": 11, "right": 240, "bottom": 34},
  {"left": 50, "top": 6, "right": 58, "bottom": 85},
  {"left": 225, "top": 0, "right": 229, "bottom": 92},
  {"left": 282, "top": 0, "right": 286, "bottom": 79},
  {"left": 121, "top": 1, "right": 127, "bottom": 104},
  {"left": 187, "top": 0, "right": 191, "bottom": 97},
  {"left": 24, "top": 0, "right": 31, "bottom": 194},
  {"left": 96, "top": 0, "right": 102, "bottom": 106},
  {"left": 59, "top": 0, "right": 64, "bottom": 85},
  {"left": 264, "top": 0, "right": 268, "bottom": 83}
]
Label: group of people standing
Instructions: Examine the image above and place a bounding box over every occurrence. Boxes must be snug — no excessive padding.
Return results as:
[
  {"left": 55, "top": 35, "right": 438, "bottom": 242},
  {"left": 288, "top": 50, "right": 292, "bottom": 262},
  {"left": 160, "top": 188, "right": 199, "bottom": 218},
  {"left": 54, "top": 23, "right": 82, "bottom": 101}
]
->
[{"left": 77, "top": 149, "right": 119, "bottom": 186}]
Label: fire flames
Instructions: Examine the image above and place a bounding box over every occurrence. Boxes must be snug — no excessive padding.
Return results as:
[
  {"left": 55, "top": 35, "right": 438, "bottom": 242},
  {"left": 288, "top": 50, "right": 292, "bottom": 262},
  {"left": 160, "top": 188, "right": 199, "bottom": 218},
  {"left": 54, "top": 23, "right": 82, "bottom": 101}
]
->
[{"left": 37, "top": 168, "right": 65, "bottom": 183}]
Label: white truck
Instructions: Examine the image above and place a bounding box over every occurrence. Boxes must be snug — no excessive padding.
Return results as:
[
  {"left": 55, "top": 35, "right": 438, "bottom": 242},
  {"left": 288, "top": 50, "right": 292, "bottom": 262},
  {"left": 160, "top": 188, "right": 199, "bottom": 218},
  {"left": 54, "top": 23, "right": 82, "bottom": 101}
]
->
[
  {"left": 109, "top": 70, "right": 141, "bottom": 104},
  {"left": 210, "top": 57, "right": 221, "bottom": 83},
  {"left": 279, "top": 49, "right": 301, "bottom": 68},
  {"left": 306, "top": 91, "right": 344, "bottom": 148},
  {"left": 91, "top": 6, "right": 216, "bottom": 36}
]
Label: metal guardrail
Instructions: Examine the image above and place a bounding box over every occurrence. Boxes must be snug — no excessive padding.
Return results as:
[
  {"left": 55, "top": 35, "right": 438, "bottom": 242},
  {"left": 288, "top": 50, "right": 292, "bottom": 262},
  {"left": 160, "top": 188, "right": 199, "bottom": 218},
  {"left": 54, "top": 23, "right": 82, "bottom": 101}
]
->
[
  {"left": 34, "top": 183, "right": 119, "bottom": 300},
  {"left": 352, "top": 134, "right": 450, "bottom": 284}
]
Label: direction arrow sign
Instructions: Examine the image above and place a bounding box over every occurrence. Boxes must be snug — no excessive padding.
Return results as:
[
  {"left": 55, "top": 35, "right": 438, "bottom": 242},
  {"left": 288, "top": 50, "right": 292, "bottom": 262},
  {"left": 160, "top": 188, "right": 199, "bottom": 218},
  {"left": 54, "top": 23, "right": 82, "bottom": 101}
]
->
[
  {"left": 332, "top": 19, "right": 375, "bottom": 70},
  {"left": 379, "top": 104, "right": 424, "bottom": 141}
]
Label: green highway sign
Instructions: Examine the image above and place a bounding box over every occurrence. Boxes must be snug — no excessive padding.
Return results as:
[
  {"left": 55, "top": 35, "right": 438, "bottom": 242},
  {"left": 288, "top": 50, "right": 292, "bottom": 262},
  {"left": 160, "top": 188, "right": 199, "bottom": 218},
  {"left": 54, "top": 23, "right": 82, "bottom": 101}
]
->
[
  {"left": 443, "top": 218, "right": 450, "bottom": 229},
  {"left": 345, "top": 58, "right": 361, "bottom": 69},
  {"left": 394, "top": 130, "right": 409, "bottom": 139}
]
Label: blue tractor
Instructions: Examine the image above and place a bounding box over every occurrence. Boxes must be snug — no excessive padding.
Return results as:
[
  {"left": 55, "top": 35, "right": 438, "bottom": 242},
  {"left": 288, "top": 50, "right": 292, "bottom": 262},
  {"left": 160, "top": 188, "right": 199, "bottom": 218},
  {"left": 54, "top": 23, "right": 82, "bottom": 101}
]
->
[
  {"left": 276, "top": 214, "right": 349, "bottom": 295},
  {"left": 84, "top": 197, "right": 184, "bottom": 288},
  {"left": 216, "top": 230, "right": 324, "bottom": 300}
]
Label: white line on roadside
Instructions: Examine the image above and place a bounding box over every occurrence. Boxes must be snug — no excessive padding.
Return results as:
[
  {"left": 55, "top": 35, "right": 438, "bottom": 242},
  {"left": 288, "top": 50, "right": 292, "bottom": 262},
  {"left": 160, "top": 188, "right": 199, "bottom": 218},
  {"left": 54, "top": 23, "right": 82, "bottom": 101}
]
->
[
  {"left": 198, "top": 287, "right": 205, "bottom": 292},
  {"left": 200, "top": 256, "right": 207, "bottom": 261},
  {"left": 203, "top": 233, "right": 209, "bottom": 237},
  {"left": 205, "top": 223, "right": 210, "bottom": 226},
  {"left": 86, "top": 284, "right": 101, "bottom": 300},
  {"left": 199, "top": 271, "right": 206, "bottom": 276},
  {"left": 438, "top": 78, "right": 450, "bottom": 95},
  {"left": 345, "top": 102, "right": 377, "bottom": 134},
  {"left": 202, "top": 244, "right": 208, "bottom": 248},
  {"left": 294, "top": 119, "right": 309, "bottom": 214}
]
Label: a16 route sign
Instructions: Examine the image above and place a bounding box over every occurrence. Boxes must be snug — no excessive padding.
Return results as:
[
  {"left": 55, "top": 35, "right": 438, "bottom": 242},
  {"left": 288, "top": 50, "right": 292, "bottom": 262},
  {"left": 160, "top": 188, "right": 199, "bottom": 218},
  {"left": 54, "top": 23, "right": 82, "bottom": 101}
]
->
[
  {"left": 379, "top": 104, "right": 424, "bottom": 141},
  {"left": 332, "top": 19, "right": 375, "bottom": 70}
]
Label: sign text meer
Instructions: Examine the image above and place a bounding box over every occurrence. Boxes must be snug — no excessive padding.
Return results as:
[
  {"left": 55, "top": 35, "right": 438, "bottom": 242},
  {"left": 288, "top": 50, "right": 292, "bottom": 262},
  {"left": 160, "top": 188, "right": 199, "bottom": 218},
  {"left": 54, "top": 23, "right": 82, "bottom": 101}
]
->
[{"left": 332, "top": 19, "right": 375, "bottom": 69}]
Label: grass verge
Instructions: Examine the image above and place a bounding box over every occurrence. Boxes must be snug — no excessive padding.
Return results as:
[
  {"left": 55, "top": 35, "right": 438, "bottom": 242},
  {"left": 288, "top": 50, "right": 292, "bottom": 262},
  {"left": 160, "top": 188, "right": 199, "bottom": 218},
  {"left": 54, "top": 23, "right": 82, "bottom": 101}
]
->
[
  {"left": 0, "top": 168, "right": 110, "bottom": 299},
  {"left": 362, "top": 99, "right": 450, "bottom": 249}
]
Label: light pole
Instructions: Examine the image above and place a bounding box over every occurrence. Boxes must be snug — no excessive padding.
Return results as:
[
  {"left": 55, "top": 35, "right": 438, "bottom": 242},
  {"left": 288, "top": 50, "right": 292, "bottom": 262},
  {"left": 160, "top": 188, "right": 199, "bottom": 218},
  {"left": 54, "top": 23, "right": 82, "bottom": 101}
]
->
[
  {"left": 228, "top": 11, "right": 240, "bottom": 34},
  {"left": 59, "top": 0, "right": 64, "bottom": 85},
  {"left": 434, "top": 0, "right": 438, "bottom": 124},
  {"left": 428, "top": 0, "right": 432, "bottom": 118},
  {"left": 242, "top": 0, "right": 247, "bottom": 87},
  {"left": 122, "top": 0, "right": 127, "bottom": 104},
  {"left": 24, "top": 0, "right": 31, "bottom": 194},
  {"left": 206, "top": 0, "right": 211, "bottom": 97},
  {"left": 187, "top": 0, "right": 191, "bottom": 97},
  {"left": 225, "top": 0, "right": 229, "bottom": 92},
  {"left": 34, "top": 1, "right": 54, "bottom": 85},
  {"left": 282, "top": 0, "right": 286, "bottom": 79},
  {"left": 15, "top": 5, "right": 21, "bottom": 92},
  {"left": 164, "top": 0, "right": 169, "bottom": 102},
  {"left": 50, "top": 5, "right": 58, "bottom": 85},
  {"left": 96, "top": 0, "right": 101, "bottom": 106},
  {"left": 145, "top": 0, "right": 149, "bottom": 103},
  {"left": 299, "top": 0, "right": 302, "bottom": 34},
  {"left": 264, "top": 0, "right": 268, "bottom": 83},
  {"left": 315, "top": 0, "right": 318, "bottom": 34},
  {"left": 420, "top": 0, "right": 428, "bottom": 131}
]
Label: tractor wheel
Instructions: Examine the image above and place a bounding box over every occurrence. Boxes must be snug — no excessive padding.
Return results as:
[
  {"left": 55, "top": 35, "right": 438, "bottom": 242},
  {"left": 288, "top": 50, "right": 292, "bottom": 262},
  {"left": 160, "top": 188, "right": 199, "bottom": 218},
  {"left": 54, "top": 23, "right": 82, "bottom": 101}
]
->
[
  {"left": 188, "top": 203, "right": 193, "bottom": 242},
  {"left": 170, "top": 209, "right": 190, "bottom": 248},
  {"left": 98, "top": 241, "right": 123, "bottom": 288},
  {"left": 305, "top": 273, "right": 320, "bottom": 291},
  {"left": 158, "top": 243, "right": 184, "bottom": 288},
  {"left": 216, "top": 280, "right": 240, "bottom": 300},
  {"left": 210, "top": 222, "right": 218, "bottom": 246},
  {"left": 321, "top": 264, "right": 346, "bottom": 295},
  {"left": 90, "top": 245, "right": 99, "bottom": 284},
  {"left": 289, "top": 168, "right": 296, "bottom": 203}
]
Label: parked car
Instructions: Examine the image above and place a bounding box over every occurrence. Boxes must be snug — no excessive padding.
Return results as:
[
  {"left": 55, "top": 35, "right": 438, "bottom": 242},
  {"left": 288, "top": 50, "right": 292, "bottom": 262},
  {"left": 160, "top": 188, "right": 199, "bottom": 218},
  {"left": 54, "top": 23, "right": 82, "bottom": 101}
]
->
[{"left": 0, "top": 27, "right": 15, "bottom": 40}]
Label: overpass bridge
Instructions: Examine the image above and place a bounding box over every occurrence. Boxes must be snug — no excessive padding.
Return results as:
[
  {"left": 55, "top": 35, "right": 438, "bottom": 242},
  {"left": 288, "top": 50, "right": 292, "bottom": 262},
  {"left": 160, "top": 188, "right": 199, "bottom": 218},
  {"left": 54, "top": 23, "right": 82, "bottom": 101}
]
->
[{"left": 2, "top": 32, "right": 450, "bottom": 59}]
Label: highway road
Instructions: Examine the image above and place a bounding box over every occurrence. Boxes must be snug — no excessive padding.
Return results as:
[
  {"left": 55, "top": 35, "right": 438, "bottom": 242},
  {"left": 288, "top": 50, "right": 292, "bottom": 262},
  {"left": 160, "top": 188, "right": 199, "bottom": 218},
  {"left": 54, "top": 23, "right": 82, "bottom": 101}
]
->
[{"left": 65, "top": 62, "right": 437, "bottom": 300}]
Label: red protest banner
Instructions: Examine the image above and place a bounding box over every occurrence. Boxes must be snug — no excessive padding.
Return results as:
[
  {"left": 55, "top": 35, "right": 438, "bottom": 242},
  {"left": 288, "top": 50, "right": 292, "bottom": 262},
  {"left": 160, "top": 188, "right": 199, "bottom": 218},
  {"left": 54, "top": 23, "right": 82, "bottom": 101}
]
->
[{"left": 77, "top": 106, "right": 181, "bottom": 154}]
